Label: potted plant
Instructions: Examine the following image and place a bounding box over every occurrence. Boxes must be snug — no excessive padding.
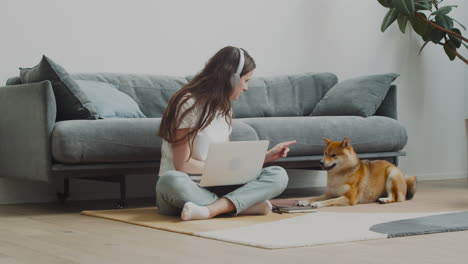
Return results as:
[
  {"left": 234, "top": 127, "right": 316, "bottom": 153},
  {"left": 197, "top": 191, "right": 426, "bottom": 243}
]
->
[{"left": 379, "top": 0, "right": 467, "bottom": 64}]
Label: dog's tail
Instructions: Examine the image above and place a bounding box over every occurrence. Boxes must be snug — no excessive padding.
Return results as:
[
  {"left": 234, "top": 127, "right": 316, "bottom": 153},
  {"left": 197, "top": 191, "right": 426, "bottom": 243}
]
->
[{"left": 405, "top": 176, "right": 417, "bottom": 200}]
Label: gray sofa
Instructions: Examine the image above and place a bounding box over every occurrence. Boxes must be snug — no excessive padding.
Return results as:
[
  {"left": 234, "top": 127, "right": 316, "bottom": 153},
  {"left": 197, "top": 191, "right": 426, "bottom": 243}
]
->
[{"left": 0, "top": 72, "right": 407, "bottom": 207}]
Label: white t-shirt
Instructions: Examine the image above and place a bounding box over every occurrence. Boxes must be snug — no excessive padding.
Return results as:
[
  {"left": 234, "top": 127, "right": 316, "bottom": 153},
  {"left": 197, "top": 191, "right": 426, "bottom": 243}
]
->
[{"left": 158, "top": 97, "right": 232, "bottom": 176}]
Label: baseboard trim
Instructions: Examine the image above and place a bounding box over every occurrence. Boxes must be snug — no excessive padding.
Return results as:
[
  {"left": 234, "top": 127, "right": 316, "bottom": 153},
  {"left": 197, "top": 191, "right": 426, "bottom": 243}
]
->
[
  {"left": 286, "top": 169, "right": 468, "bottom": 188},
  {"left": 413, "top": 171, "right": 468, "bottom": 181},
  {"left": 1, "top": 171, "right": 467, "bottom": 205}
]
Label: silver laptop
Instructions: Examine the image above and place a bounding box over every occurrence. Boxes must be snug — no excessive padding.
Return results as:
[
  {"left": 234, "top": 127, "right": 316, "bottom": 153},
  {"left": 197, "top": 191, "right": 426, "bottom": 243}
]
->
[{"left": 194, "top": 140, "right": 269, "bottom": 187}]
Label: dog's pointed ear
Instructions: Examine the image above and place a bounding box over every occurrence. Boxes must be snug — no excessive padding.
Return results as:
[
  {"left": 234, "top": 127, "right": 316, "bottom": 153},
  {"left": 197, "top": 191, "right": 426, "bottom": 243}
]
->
[
  {"left": 323, "top": 137, "right": 332, "bottom": 145},
  {"left": 341, "top": 137, "right": 350, "bottom": 148}
]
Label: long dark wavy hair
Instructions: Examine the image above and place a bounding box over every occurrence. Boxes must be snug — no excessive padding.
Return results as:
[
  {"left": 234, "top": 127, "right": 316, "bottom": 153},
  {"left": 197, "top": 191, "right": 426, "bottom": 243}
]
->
[{"left": 158, "top": 46, "right": 256, "bottom": 159}]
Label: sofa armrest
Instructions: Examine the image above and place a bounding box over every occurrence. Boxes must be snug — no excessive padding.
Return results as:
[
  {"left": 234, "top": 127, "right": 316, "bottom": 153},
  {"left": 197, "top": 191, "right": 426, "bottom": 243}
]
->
[
  {"left": 0, "top": 81, "right": 56, "bottom": 182},
  {"left": 375, "top": 85, "right": 397, "bottom": 120}
]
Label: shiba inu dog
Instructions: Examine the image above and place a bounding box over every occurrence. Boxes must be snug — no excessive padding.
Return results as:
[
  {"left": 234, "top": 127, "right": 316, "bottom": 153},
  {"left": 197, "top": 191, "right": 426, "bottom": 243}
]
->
[{"left": 298, "top": 137, "right": 416, "bottom": 208}]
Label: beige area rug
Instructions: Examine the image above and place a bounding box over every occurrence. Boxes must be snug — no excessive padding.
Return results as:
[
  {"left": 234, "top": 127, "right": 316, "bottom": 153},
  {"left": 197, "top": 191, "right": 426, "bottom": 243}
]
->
[
  {"left": 81, "top": 183, "right": 468, "bottom": 249},
  {"left": 81, "top": 207, "right": 301, "bottom": 235}
]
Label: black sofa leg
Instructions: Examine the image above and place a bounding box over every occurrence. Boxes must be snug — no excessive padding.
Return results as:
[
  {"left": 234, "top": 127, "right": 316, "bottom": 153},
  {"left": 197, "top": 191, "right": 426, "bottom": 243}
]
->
[
  {"left": 115, "top": 175, "right": 126, "bottom": 209},
  {"left": 56, "top": 178, "right": 70, "bottom": 204},
  {"left": 56, "top": 175, "right": 127, "bottom": 209}
]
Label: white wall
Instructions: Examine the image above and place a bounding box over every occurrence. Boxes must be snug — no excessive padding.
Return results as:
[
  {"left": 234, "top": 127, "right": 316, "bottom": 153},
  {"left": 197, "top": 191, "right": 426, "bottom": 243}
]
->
[{"left": 1, "top": 0, "right": 467, "bottom": 204}]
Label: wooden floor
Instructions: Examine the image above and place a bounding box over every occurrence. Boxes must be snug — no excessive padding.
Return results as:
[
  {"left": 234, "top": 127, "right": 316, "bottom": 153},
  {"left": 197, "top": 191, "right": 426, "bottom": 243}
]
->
[{"left": 1, "top": 179, "right": 468, "bottom": 264}]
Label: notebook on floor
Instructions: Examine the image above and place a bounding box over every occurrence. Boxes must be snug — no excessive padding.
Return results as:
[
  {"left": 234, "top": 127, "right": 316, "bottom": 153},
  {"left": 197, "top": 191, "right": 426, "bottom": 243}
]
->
[{"left": 270, "top": 199, "right": 317, "bottom": 214}]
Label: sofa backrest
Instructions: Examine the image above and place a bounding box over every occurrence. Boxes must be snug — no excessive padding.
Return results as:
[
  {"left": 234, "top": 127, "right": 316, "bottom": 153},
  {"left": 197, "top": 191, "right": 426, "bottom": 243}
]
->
[
  {"left": 231, "top": 72, "right": 337, "bottom": 118},
  {"left": 71, "top": 73, "right": 188, "bottom": 118},
  {"left": 7, "top": 72, "right": 338, "bottom": 118}
]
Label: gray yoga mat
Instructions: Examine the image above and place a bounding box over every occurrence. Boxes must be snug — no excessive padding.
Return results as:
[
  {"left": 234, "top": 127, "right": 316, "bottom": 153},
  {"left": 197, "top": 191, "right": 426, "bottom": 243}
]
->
[{"left": 370, "top": 211, "right": 468, "bottom": 238}]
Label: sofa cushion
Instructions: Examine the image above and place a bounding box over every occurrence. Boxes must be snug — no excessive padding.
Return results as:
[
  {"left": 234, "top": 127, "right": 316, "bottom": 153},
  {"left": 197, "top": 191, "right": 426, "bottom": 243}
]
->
[
  {"left": 6, "top": 76, "right": 21, "bottom": 85},
  {"left": 230, "top": 120, "right": 259, "bottom": 141},
  {"left": 75, "top": 80, "right": 147, "bottom": 119},
  {"left": 52, "top": 118, "right": 161, "bottom": 164},
  {"left": 311, "top": 73, "right": 399, "bottom": 117},
  {"left": 20, "top": 55, "right": 99, "bottom": 121},
  {"left": 238, "top": 116, "right": 407, "bottom": 156},
  {"left": 52, "top": 115, "right": 406, "bottom": 164},
  {"left": 72, "top": 72, "right": 338, "bottom": 119},
  {"left": 72, "top": 73, "right": 189, "bottom": 118},
  {"left": 231, "top": 72, "right": 338, "bottom": 118},
  {"left": 51, "top": 119, "right": 258, "bottom": 164}
]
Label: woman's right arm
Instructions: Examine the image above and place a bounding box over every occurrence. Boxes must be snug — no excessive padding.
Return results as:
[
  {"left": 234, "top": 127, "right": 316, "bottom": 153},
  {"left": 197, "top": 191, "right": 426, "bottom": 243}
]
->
[{"left": 172, "top": 128, "right": 205, "bottom": 175}]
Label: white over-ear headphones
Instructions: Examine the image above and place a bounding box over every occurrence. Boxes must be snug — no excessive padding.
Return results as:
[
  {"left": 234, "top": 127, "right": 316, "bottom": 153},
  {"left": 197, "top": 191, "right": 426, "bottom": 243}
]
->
[{"left": 231, "top": 47, "right": 245, "bottom": 87}]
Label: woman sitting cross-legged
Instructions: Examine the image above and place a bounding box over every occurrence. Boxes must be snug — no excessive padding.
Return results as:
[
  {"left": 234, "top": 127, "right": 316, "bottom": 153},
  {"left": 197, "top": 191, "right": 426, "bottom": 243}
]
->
[{"left": 156, "top": 46, "right": 296, "bottom": 221}]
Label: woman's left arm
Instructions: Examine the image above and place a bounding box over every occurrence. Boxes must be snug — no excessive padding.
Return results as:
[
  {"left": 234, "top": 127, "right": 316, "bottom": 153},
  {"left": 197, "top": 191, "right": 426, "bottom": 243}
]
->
[{"left": 264, "top": 140, "right": 297, "bottom": 163}]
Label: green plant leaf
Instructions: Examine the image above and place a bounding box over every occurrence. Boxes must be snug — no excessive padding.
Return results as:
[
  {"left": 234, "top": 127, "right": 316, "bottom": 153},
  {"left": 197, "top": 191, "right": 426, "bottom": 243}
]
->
[
  {"left": 451, "top": 18, "right": 466, "bottom": 31},
  {"left": 435, "top": 14, "right": 453, "bottom": 29},
  {"left": 414, "top": 0, "right": 432, "bottom": 10},
  {"left": 397, "top": 15, "right": 409, "bottom": 33},
  {"left": 378, "top": 0, "right": 394, "bottom": 8},
  {"left": 381, "top": 8, "right": 400, "bottom": 32},
  {"left": 409, "top": 13, "right": 430, "bottom": 36},
  {"left": 449, "top": 28, "right": 462, "bottom": 48},
  {"left": 393, "top": 0, "right": 415, "bottom": 16},
  {"left": 422, "top": 31, "right": 431, "bottom": 41},
  {"left": 419, "top": 40, "right": 431, "bottom": 54},
  {"left": 415, "top": 3, "right": 432, "bottom": 10},
  {"left": 429, "top": 27, "right": 446, "bottom": 43},
  {"left": 430, "top": 5, "right": 457, "bottom": 16},
  {"left": 443, "top": 40, "right": 457, "bottom": 60}
]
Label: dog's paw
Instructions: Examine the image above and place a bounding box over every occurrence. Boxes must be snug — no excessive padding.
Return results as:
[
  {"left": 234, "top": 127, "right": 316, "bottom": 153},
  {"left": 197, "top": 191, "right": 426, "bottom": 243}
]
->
[
  {"left": 310, "top": 202, "right": 322, "bottom": 208},
  {"left": 378, "top": 198, "right": 388, "bottom": 204},
  {"left": 297, "top": 200, "right": 311, "bottom": 207}
]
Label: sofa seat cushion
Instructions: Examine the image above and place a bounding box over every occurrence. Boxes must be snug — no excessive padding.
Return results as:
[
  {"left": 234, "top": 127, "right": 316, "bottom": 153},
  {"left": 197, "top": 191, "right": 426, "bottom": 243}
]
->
[
  {"left": 51, "top": 119, "right": 258, "bottom": 164},
  {"left": 52, "top": 118, "right": 161, "bottom": 164},
  {"left": 238, "top": 116, "right": 407, "bottom": 156}
]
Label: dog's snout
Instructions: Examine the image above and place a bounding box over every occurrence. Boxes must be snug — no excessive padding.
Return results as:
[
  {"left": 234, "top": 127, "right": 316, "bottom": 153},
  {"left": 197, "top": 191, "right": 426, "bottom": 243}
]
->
[{"left": 319, "top": 160, "right": 325, "bottom": 166}]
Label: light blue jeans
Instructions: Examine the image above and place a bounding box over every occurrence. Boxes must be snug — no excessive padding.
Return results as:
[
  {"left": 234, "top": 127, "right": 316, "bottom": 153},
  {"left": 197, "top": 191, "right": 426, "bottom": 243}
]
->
[{"left": 155, "top": 166, "right": 288, "bottom": 216}]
